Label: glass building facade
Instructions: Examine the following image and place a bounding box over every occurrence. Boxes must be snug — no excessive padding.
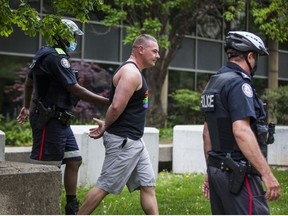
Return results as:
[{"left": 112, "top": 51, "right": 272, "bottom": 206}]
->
[{"left": 1, "top": 0, "right": 288, "bottom": 117}]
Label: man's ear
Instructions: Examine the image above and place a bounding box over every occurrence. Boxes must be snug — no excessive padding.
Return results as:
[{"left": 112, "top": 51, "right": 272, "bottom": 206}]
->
[
  {"left": 138, "top": 45, "right": 144, "bottom": 54},
  {"left": 247, "top": 52, "right": 254, "bottom": 60}
]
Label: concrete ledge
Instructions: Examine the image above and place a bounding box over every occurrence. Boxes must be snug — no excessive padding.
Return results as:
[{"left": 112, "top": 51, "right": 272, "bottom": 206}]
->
[
  {"left": 268, "top": 126, "right": 288, "bottom": 166},
  {"left": 4, "top": 127, "right": 159, "bottom": 188},
  {"left": 159, "top": 144, "right": 172, "bottom": 162},
  {"left": 0, "top": 161, "right": 61, "bottom": 215},
  {"left": 172, "top": 125, "right": 288, "bottom": 174},
  {"left": 5, "top": 147, "right": 31, "bottom": 163},
  {"left": 69, "top": 126, "right": 159, "bottom": 187},
  {"left": 172, "top": 125, "right": 206, "bottom": 174},
  {"left": 0, "top": 130, "right": 5, "bottom": 161}
]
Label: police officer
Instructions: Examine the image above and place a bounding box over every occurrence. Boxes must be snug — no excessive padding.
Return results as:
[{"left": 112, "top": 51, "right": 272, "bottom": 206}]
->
[
  {"left": 201, "top": 31, "right": 280, "bottom": 214},
  {"left": 17, "top": 19, "right": 109, "bottom": 215}
]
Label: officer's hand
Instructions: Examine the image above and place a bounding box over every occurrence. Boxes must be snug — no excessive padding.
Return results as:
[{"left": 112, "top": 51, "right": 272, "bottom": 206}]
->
[
  {"left": 202, "top": 173, "right": 210, "bottom": 199},
  {"left": 89, "top": 118, "right": 105, "bottom": 139},
  {"left": 17, "top": 107, "right": 29, "bottom": 124},
  {"left": 262, "top": 172, "right": 281, "bottom": 201}
]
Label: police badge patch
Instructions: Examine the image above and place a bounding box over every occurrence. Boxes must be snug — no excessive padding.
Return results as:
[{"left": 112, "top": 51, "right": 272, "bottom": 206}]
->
[
  {"left": 242, "top": 83, "right": 253, "bottom": 97},
  {"left": 60, "top": 58, "right": 70, "bottom": 68}
]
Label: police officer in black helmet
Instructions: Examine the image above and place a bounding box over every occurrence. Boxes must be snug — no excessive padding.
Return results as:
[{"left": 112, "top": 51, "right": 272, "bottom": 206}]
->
[
  {"left": 17, "top": 19, "right": 109, "bottom": 215},
  {"left": 201, "top": 31, "right": 280, "bottom": 214}
]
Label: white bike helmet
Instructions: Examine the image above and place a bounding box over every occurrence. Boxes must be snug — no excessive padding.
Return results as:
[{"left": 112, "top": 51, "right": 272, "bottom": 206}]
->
[
  {"left": 61, "top": 19, "right": 84, "bottom": 36},
  {"left": 225, "top": 31, "right": 268, "bottom": 56}
]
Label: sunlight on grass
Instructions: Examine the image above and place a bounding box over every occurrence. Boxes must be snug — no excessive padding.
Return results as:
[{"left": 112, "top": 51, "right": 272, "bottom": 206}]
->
[{"left": 61, "top": 169, "right": 288, "bottom": 215}]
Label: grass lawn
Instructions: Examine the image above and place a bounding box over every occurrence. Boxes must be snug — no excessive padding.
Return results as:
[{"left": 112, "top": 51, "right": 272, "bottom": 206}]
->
[{"left": 61, "top": 169, "right": 288, "bottom": 215}]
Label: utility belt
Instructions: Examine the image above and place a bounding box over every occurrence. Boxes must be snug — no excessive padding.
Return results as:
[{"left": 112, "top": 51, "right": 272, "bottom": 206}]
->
[
  {"left": 53, "top": 108, "right": 74, "bottom": 126},
  {"left": 208, "top": 156, "right": 260, "bottom": 195},
  {"left": 208, "top": 156, "right": 259, "bottom": 175},
  {"left": 33, "top": 99, "right": 74, "bottom": 128}
]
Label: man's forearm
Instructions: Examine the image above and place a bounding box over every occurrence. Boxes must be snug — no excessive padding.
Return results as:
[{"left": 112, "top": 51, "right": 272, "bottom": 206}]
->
[{"left": 24, "top": 78, "right": 33, "bottom": 109}]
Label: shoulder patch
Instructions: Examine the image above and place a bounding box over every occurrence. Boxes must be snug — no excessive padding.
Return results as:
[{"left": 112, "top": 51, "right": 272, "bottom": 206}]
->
[
  {"left": 242, "top": 83, "right": 253, "bottom": 97},
  {"left": 60, "top": 58, "right": 71, "bottom": 68},
  {"left": 55, "top": 48, "right": 66, "bottom": 55}
]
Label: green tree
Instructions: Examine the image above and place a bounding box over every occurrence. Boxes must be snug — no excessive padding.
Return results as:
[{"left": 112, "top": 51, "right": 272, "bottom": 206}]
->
[
  {"left": 0, "top": 0, "right": 103, "bottom": 43},
  {"left": 2, "top": 0, "right": 288, "bottom": 127},
  {"left": 1, "top": 0, "right": 243, "bottom": 127},
  {"left": 96, "top": 0, "right": 248, "bottom": 127}
]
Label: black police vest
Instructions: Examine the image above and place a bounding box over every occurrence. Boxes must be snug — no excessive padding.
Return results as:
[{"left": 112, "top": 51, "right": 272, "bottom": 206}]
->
[
  {"left": 201, "top": 72, "right": 242, "bottom": 152},
  {"left": 29, "top": 46, "right": 76, "bottom": 110}
]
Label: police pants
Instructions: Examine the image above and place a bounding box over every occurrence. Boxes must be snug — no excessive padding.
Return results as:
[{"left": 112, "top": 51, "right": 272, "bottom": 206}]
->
[{"left": 207, "top": 166, "right": 270, "bottom": 215}]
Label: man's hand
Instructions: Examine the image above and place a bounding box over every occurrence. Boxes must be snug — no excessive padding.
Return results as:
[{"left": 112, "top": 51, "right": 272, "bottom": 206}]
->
[
  {"left": 262, "top": 172, "right": 281, "bottom": 201},
  {"left": 202, "top": 173, "right": 210, "bottom": 199},
  {"left": 89, "top": 118, "right": 105, "bottom": 139},
  {"left": 17, "top": 107, "right": 29, "bottom": 124}
]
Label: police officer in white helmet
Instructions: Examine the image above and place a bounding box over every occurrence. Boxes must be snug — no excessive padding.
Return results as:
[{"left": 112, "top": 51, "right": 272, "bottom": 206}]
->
[{"left": 17, "top": 18, "right": 109, "bottom": 214}]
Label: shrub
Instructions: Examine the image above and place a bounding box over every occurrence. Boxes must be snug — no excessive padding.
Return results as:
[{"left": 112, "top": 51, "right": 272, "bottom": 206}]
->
[
  {"left": 0, "top": 115, "right": 32, "bottom": 146},
  {"left": 168, "top": 89, "right": 204, "bottom": 126},
  {"left": 262, "top": 85, "right": 288, "bottom": 125}
]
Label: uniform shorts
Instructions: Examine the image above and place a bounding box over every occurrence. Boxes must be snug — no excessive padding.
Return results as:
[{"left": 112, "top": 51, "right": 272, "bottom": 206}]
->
[
  {"left": 29, "top": 110, "right": 82, "bottom": 164},
  {"left": 96, "top": 131, "right": 156, "bottom": 194}
]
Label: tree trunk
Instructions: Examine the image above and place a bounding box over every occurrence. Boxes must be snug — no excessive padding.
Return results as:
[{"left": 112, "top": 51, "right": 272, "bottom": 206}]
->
[
  {"left": 267, "top": 38, "right": 279, "bottom": 123},
  {"left": 144, "top": 62, "right": 169, "bottom": 128},
  {"left": 268, "top": 38, "right": 278, "bottom": 89}
]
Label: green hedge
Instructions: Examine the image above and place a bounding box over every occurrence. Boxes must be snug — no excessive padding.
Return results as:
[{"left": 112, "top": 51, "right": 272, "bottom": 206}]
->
[{"left": 0, "top": 115, "right": 32, "bottom": 146}]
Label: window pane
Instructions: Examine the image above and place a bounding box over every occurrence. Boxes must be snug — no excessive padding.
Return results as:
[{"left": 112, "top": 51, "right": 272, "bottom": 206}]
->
[
  {"left": 197, "top": 40, "right": 222, "bottom": 71},
  {"left": 279, "top": 52, "right": 288, "bottom": 79},
  {"left": 84, "top": 24, "right": 120, "bottom": 62},
  {"left": 256, "top": 56, "right": 268, "bottom": 77},
  {"left": 0, "top": 27, "right": 39, "bottom": 54},
  {"left": 168, "top": 70, "right": 195, "bottom": 93},
  {"left": 170, "top": 38, "right": 195, "bottom": 69}
]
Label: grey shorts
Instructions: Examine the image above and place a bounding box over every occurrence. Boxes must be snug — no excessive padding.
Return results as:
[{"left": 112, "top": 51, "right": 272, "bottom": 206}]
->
[{"left": 96, "top": 131, "right": 156, "bottom": 194}]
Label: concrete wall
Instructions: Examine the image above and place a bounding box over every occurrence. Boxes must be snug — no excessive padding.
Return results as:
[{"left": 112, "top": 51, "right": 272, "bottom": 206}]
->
[
  {"left": 3, "top": 127, "right": 159, "bottom": 188},
  {"left": 0, "top": 161, "right": 61, "bottom": 215},
  {"left": 69, "top": 125, "right": 159, "bottom": 187},
  {"left": 268, "top": 126, "right": 288, "bottom": 166},
  {"left": 172, "top": 125, "right": 288, "bottom": 174},
  {"left": 173, "top": 125, "right": 206, "bottom": 174},
  {"left": 0, "top": 130, "right": 5, "bottom": 161}
]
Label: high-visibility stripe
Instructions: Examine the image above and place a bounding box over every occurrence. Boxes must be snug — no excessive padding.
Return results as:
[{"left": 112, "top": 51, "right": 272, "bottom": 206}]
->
[
  {"left": 55, "top": 48, "right": 65, "bottom": 55},
  {"left": 39, "top": 127, "right": 47, "bottom": 160},
  {"left": 245, "top": 176, "right": 253, "bottom": 215}
]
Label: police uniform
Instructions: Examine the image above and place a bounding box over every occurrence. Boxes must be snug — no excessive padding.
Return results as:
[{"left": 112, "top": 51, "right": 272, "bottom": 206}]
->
[
  {"left": 28, "top": 45, "right": 82, "bottom": 164},
  {"left": 201, "top": 62, "right": 270, "bottom": 214}
]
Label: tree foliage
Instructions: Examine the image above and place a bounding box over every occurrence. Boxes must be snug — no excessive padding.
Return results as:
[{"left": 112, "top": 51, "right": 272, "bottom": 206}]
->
[
  {"left": 251, "top": 0, "right": 288, "bottom": 42},
  {"left": 2, "top": 0, "right": 288, "bottom": 127},
  {"left": 0, "top": 0, "right": 103, "bottom": 44}
]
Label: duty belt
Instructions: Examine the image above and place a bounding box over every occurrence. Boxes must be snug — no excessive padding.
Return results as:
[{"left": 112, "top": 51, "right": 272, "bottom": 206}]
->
[
  {"left": 54, "top": 109, "right": 74, "bottom": 126},
  {"left": 208, "top": 156, "right": 260, "bottom": 176},
  {"left": 34, "top": 106, "right": 74, "bottom": 126}
]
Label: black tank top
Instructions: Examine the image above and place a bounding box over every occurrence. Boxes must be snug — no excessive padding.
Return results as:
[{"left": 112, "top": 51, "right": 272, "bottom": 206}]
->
[{"left": 106, "top": 61, "right": 149, "bottom": 140}]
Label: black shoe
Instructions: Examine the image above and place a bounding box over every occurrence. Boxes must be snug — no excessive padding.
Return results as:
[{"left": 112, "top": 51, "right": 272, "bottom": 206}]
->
[{"left": 65, "top": 200, "right": 79, "bottom": 215}]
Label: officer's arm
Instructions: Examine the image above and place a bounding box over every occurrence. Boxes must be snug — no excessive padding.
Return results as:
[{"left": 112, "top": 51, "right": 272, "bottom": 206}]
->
[
  {"left": 17, "top": 76, "right": 33, "bottom": 124},
  {"left": 66, "top": 83, "right": 109, "bottom": 105},
  {"left": 202, "top": 122, "right": 211, "bottom": 199},
  {"left": 233, "top": 118, "right": 280, "bottom": 201},
  {"left": 203, "top": 122, "right": 212, "bottom": 160},
  {"left": 24, "top": 77, "right": 33, "bottom": 109}
]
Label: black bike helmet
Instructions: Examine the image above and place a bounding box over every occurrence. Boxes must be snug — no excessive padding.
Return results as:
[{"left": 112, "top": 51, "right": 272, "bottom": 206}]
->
[{"left": 225, "top": 31, "right": 268, "bottom": 56}]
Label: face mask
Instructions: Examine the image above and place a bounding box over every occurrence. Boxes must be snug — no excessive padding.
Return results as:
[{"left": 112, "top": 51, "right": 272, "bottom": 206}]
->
[
  {"left": 251, "top": 64, "right": 257, "bottom": 77},
  {"left": 250, "top": 54, "right": 258, "bottom": 77},
  {"left": 65, "top": 41, "right": 77, "bottom": 53}
]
